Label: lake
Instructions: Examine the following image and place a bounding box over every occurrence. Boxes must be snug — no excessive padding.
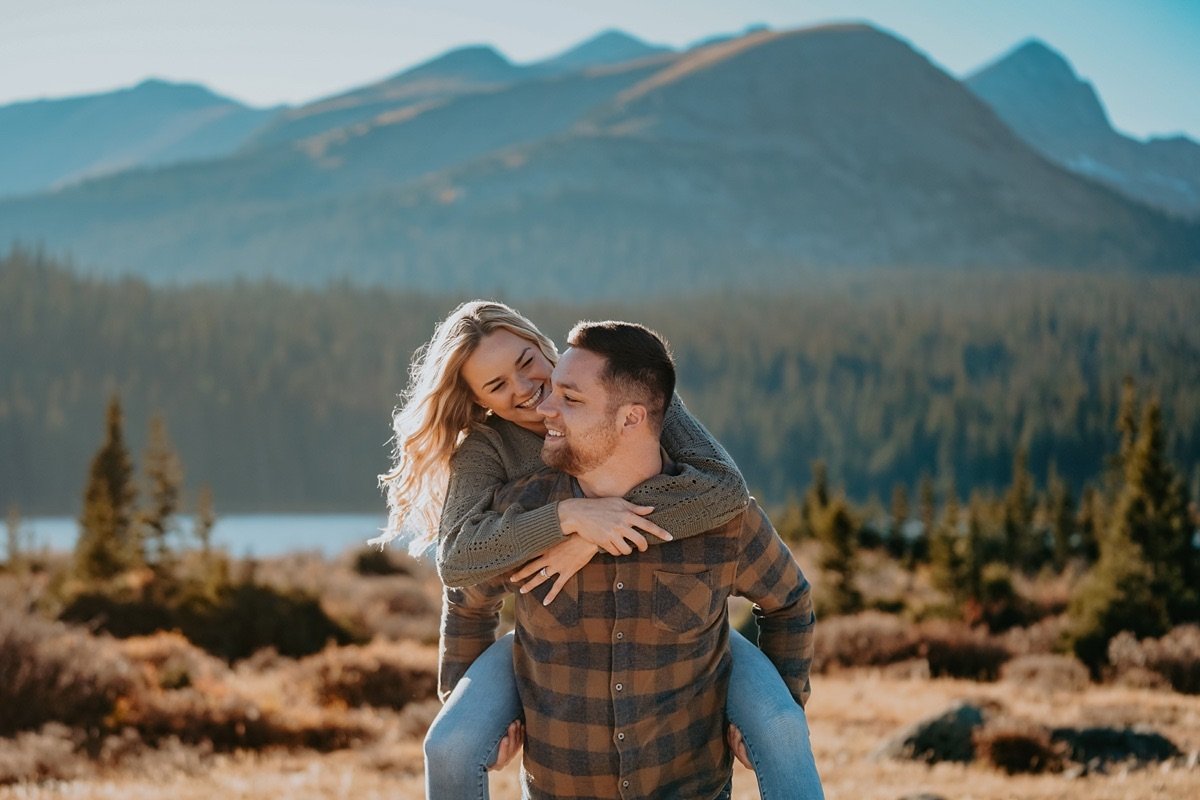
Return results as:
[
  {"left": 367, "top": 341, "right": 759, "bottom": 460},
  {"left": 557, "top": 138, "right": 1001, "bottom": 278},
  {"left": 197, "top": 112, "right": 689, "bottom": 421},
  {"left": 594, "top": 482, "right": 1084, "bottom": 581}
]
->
[{"left": 19, "top": 514, "right": 390, "bottom": 558}]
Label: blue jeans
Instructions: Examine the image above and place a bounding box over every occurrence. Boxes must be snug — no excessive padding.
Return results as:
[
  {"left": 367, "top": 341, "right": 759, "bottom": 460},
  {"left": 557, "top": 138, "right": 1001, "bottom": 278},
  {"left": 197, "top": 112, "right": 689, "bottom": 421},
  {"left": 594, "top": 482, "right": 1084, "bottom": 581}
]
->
[{"left": 424, "top": 629, "right": 823, "bottom": 799}]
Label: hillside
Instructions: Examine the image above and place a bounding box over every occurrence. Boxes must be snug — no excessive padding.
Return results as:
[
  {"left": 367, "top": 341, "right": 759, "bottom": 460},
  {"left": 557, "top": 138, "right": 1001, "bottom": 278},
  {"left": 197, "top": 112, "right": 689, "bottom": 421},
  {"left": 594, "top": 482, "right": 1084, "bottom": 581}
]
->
[
  {"left": 968, "top": 39, "right": 1200, "bottom": 219},
  {"left": 0, "top": 79, "right": 274, "bottom": 197},
  {"left": 0, "top": 25, "right": 1196, "bottom": 294}
]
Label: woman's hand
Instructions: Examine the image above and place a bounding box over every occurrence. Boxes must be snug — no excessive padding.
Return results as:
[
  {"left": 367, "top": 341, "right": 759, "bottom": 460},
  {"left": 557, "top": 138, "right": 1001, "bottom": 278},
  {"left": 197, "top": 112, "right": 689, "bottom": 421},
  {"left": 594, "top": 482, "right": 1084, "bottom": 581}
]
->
[
  {"left": 489, "top": 719, "right": 524, "bottom": 771},
  {"left": 556, "top": 497, "right": 672, "bottom": 555},
  {"left": 511, "top": 536, "right": 600, "bottom": 604}
]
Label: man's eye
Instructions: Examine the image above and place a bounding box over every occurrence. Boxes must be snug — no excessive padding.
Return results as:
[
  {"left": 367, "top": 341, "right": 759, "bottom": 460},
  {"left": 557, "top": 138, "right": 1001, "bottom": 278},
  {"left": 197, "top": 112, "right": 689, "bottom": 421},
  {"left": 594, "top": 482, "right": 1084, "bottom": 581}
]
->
[{"left": 564, "top": 396, "right": 580, "bottom": 404}]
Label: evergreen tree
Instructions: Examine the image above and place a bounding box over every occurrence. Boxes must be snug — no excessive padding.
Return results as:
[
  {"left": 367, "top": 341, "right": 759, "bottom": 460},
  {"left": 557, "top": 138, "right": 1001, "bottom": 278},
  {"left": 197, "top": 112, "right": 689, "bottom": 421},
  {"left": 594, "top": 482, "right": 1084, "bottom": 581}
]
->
[
  {"left": 929, "top": 493, "right": 963, "bottom": 599},
  {"left": 1046, "top": 465, "right": 1076, "bottom": 571},
  {"left": 815, "top": 494, "right": 862, "bottom": 615},
  {"left": 798, "top": 460, "right": 830, "bottom": 541},
  {"left": 914, "top": 474, "right": 936, "bottom": 563},
  {"left": 1075, "top": 486, "right": 1103, "bottom": 565},
  {"left": 1119, "top": 399, "right": 1197, "bottom": 620},
  {"left": 140, "top": 413, "right": 183, "bottom": 568},
  {"left": 1002, "top": 446, "right": 1036, "bottom": 570},
  {"left": 75, "top": 396, "right": 137, "bottom": 581},
  {"left": 888, "top": 483, "right": 910, "bottom": 560},
  {"left": 4, "top": 504, "right": 22, "bottom": 571}
]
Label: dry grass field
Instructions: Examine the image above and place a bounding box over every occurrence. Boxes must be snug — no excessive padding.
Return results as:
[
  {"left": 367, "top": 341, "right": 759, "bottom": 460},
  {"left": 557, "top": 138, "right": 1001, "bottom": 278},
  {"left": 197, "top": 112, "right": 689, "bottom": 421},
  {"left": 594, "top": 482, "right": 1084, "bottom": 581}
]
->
[{"left": 3, "top": 669, "right": 1196, "bottom": 800}]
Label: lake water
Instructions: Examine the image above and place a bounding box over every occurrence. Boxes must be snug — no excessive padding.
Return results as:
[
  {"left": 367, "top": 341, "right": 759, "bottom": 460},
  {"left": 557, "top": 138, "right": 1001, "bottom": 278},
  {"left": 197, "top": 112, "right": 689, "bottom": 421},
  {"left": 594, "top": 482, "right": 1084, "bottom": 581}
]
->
[{"left": 20, "top": 514, "right": 389, "bottom": 558}]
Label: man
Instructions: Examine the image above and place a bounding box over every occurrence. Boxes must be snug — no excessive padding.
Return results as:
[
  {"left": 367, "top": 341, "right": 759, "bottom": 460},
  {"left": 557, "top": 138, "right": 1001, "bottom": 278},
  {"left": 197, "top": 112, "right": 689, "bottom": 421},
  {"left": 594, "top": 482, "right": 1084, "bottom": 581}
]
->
[{"left": 440, "top": 321, "right": 817, "bottom": 799}]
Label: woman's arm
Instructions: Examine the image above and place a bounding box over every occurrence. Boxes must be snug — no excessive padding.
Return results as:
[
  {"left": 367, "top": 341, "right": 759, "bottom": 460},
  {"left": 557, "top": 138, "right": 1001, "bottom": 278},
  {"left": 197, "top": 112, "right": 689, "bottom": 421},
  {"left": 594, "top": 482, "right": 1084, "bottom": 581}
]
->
[
  {"left": 436, "top": 426, "right": 565, "bottom": 588},
  {"left": 626, "top": 393, "right": 749, "bottom": 541}
]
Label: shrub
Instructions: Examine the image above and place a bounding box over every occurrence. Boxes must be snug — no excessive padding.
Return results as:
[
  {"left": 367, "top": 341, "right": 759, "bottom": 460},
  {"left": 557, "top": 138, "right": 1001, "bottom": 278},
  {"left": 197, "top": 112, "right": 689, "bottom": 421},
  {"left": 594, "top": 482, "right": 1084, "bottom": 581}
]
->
[
  {"left": 919, "top": 621, "right": 1011, "bottom": 681},
  {"left": 0, "top": 724, "right": 89, "bottom": 785},
  {"left": 299, "top": 639, "right": 438, "bottom": 710},
  {"left": 1108, "top": 625, "right": 1200, "bottom": 694},
  {"left": 118, "top": 631, "right": 229, "bottom": 690},
  {"left": 0, "top": 609, "right": 141, "bottom": 736},
  {"left": 812, "top": 612, "right": 920, "bottom": 672},
  {"left": 352, "top": 548, "right": 415, "bottom": 577},
  {"left": 974, "top": 720, "right": 1065, "bottom": 774},
  {"left": 1000, "top": 654, "right": 1090, "bottom": 693}
]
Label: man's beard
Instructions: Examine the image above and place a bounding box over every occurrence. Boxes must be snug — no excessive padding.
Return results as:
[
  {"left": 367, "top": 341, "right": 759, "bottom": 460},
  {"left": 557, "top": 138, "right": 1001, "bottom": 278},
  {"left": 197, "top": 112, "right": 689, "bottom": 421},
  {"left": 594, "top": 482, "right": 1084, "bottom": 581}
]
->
[{"left": 542, "top": 421, "right": 619, "bottom": 476}]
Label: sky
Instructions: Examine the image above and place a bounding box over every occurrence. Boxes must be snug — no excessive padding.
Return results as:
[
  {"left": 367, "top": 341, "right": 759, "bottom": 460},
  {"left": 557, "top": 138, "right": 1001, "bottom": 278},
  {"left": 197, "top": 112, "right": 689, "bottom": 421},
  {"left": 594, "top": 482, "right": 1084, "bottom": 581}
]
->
[{"left": 4, "top": 0, "right": 1199, "bottom": 141}]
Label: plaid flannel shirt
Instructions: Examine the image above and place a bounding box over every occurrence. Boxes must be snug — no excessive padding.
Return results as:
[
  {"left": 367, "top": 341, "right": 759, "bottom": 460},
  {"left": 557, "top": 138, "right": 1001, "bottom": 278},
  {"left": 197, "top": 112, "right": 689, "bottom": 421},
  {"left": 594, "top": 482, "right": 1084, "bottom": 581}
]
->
[{"left": 440, "top": 465, "right": 814, "bottom": 800}]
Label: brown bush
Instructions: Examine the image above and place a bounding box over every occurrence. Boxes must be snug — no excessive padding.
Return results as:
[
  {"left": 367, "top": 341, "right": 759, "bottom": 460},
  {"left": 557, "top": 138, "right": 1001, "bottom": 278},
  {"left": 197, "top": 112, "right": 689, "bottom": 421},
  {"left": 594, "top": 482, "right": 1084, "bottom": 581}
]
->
[
  {"left": 298, "top": 638, "right": 439, "bottom": 710},
  {"left": 118, "top": 631, "right": 229, "bottom": 690},
  {"left": 1108, "top": 625, "right": 1200, "bottom": 694},
  {"left": 974, "top": 720, "right": 1065, "bottom": 774},
  {"left": 1000, "top": 614, "right": 1071, "bottom": 656},
  {"left": 0, "top": 724, "right": 89, "bottom": 785},
  {"left": 812, "top": 612, "right": 921, "bottom": 672},
  {"left": 0, "top": 609, "right": 142, "bottom": 736},
  {"left": 919, "top": 621, "right": 1011, "bottom": 681},
  {"left": 1000, "top": 654, "right": 1090, "bottom": 693}
]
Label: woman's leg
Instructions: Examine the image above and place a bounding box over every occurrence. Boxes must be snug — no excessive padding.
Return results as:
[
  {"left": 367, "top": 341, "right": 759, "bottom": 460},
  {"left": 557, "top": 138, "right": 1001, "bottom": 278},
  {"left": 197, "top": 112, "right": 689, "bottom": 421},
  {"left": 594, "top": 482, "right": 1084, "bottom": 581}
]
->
[
  {"left": 726, "top": 628, "right": 824, "bottom": 800},
  {"left": 424, "top": 631, "right": 522, "bottom": 800}
]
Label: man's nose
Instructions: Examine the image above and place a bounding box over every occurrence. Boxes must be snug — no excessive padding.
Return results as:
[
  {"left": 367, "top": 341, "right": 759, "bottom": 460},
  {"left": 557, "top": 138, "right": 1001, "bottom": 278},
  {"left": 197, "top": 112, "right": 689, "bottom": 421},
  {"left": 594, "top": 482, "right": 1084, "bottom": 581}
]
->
[{"left": 537, "top": 394, "right": 558, "bottom": 418}]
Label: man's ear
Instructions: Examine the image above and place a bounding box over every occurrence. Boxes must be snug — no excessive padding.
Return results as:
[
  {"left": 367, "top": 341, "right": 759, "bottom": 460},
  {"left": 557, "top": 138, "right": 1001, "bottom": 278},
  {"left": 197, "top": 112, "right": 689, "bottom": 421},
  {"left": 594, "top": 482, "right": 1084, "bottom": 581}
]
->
[{"left": 621, "top": 403, "right": 647, "bottom": 431}]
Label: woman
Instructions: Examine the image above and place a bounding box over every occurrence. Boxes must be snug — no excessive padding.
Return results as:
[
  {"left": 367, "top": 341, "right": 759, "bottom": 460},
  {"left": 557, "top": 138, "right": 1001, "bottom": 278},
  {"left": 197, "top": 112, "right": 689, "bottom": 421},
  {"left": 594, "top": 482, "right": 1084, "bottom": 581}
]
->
[{"left": 378, "top": 300, "right": 820, "bottom": 799}]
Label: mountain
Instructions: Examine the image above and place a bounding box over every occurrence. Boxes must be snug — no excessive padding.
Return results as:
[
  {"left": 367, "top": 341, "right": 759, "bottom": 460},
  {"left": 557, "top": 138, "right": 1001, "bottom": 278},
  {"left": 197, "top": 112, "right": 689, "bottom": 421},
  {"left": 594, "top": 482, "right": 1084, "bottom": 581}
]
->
[
  {"left": 244, "top": 45, "right": 531, "bottom": 148},
  {"left": 967, "top": 39, "right": 1200, "bottom": 218},
  {"left": 0, "top": 79, "right": 276, "bottom": 197},
  {"left": 535, "top": 29, "right": 673, "bottom": 71},
  {"left": 0, "top": 25, "right": 1196, "bottom": 296},
  {"left": 245, "top": 33, "right": 677, "bottom": 149}
]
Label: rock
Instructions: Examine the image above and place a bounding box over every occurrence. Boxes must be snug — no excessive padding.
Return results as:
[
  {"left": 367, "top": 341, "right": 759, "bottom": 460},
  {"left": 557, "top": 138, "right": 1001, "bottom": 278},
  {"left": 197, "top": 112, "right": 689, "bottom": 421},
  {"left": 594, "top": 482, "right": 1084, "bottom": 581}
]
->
[
  {"left": 873, "top": 701, "right": 990, "bottom": 763},
  {"left": 1051, "top": 725, "right": 1181, "bottom": 767}
]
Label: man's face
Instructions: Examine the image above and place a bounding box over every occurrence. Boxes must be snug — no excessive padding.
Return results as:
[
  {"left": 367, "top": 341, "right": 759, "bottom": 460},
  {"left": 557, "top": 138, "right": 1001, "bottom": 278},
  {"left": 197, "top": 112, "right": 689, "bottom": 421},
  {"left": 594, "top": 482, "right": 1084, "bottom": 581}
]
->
[{"left": 537, "top": 347, "right": 621, "bottom": 475}]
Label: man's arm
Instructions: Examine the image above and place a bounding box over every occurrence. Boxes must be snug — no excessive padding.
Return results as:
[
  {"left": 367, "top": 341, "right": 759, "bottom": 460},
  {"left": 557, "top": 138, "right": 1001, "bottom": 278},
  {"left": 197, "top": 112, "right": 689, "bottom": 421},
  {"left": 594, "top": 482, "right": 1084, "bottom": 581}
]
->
[{"left": 732, "top": 499, "right": 816, "bottom": 707}]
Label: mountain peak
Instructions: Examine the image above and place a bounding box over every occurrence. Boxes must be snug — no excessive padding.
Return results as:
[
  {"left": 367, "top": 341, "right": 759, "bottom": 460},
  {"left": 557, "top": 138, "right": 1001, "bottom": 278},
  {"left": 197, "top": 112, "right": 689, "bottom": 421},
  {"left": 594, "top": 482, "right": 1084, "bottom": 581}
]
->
[
  {"left": 404, "top": 44, "right": 515, "bottom": 80},
  {"left": 540, "top": 28, "right": 671, "bottom": 71}
]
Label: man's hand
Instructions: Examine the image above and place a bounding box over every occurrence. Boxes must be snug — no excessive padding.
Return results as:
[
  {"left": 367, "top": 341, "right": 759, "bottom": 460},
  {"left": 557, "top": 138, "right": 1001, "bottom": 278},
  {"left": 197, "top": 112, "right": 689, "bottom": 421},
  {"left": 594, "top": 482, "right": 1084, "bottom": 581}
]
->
[
  {"left": 727, "top": 723, "right": 754, "bottom": 771},
  {"left": 511, "top": 537, "right": 600, "bottom": 604},
  {"left": 557, "top": 497, "right": 672, "bottom": 555},
  {"left": 489, "top": 720, "right": 524, "bottom": 771}
]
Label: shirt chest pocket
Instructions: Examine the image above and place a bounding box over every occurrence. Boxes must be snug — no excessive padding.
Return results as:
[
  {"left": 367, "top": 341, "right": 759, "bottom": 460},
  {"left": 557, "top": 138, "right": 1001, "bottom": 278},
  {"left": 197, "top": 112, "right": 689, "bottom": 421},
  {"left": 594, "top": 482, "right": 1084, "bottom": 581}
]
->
[{"left": 652, "top": 569, "right": 722, "bottom": 634}]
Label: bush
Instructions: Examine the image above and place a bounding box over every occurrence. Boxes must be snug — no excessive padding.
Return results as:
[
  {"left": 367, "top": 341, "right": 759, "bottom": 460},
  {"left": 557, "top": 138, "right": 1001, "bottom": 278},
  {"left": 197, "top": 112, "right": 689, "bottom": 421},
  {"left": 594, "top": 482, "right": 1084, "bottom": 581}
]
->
[
  {"left": 1000, "top": 654, "right": 1090, "bottom": 693},
  {"left": 299, "top": 638, "right": 438, "bottom": 710},
  {"left": 0, "top": 724, "right": 89, "bottom": 785},
  {"left": 919, "top": 621, "right": 1011, "bottom": 681},
  {"left": 812, "top": 612, "right": 920, "bottom": 672},
  {"left": 1108, "top": 625, "right": 1200, "bottom": 694},
  {"left": 118, "top": 631, "right": 229, "bottom": 690},
  {"left": 59, "top": 579, "right": 358, "bottom": 662},
  {"left": 351, "top": 548, "right": 415, "bottom": 577},
  {"left": 974, "top": 720, "right": 1065, "bottom": 774},
  {"left": 0, "top": 609, "right": 140, "bottom": 736}
]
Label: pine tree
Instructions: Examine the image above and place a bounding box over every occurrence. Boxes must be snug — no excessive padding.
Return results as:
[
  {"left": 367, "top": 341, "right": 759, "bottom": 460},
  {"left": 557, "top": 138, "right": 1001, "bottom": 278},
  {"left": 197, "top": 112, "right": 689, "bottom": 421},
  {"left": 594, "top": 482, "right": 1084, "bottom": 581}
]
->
[
  {"left": 1046, "top": 465, "right": 1076, "bottom": 571},
  {"left": 4, "top": 504, "right": 22, "bottom": 571},
  {"left": 798, "top": 460, "right": 830, "bottom": 541},
  {"left": 1002, "top": 446, "right": 1036, "bottom": 570},
  {"left": 815, "top": 494, "right": 862, "bottom": 615},
  {"left": 75, "top": 396, "right": 137, "bottom": 582},
  {"left": 1075, "top": 486, "right": 1103, "bottom": 565},
  {"left": 140, "top": 413, "right": 183, "bottom": 568},
  {"left": 914, "top": 474, "right": 936, "bottom": 563},
  {"left": 929, "top": 492, "right": 963, "bottom": 599},
  {"left": 888, "top": 483, "right": 909, "bottom": 561},
  {"left": 1119, "top": 399, "right": 1196, "bottom": 620}
]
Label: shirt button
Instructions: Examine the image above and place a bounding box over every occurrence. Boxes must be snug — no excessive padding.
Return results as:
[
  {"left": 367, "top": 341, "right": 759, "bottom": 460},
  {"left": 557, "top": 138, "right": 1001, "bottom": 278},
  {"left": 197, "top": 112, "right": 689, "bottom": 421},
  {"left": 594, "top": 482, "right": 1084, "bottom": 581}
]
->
[
  {"left": 617, "top": 732, "right": 625, "bottom": 741},
  {"left": 616, "top": 632, "right": 624, "bottom": 640},
  {"left": 616, "top": 581, "right": 624, "bottom": 590},
  {"left": 615, "top": 683, "right": 623, "bottom": 691},
  {"left": 623, "top": 780, "right": 630, "bottom": 788}
]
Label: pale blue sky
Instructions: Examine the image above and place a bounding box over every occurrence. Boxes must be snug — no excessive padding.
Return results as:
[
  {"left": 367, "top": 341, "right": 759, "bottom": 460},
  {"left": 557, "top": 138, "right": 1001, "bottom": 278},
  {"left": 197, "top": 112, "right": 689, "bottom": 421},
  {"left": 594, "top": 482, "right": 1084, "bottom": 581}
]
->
[{"left": 4, "top": 0, "right": 1198, "bottom": 140}]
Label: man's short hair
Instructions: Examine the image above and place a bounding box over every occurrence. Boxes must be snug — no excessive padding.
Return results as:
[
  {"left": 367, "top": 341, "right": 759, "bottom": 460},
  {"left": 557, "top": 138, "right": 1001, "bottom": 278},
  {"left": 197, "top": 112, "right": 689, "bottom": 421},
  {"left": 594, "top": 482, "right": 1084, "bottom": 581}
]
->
[{"left": 566, "top": 320, "right": 675, "bottom": 431}]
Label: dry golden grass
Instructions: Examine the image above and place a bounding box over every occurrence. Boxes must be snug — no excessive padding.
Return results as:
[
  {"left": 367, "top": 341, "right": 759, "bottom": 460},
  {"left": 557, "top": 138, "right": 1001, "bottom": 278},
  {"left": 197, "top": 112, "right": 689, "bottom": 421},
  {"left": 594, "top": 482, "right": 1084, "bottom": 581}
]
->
[{"left": 4, "top": 670, "right": 1197, "bottom": 800}]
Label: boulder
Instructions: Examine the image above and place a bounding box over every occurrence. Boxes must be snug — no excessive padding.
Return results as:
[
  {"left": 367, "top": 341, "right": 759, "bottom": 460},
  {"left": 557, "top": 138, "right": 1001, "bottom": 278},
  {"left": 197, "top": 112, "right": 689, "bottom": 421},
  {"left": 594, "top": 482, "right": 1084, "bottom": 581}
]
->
[{"left": 873, "top": 701, "right": 990, "bottom": 763}]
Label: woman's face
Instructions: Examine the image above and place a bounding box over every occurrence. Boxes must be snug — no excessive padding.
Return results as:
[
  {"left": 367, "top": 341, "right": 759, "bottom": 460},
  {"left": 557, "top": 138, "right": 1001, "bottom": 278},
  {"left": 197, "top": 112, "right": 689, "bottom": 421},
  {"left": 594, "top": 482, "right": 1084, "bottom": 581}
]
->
[{"left": 460, "top": 329, "right": 554, "bottom": 434}]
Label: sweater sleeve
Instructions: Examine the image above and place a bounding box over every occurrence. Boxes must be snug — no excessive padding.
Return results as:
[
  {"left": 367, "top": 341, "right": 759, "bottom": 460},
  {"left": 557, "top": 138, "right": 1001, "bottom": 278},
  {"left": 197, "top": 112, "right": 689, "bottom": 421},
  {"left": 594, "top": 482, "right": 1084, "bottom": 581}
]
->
[
  {"left": 436, "top": 425, "right": 565, "bottom": 589},
  {"left": 624, "top": 393, "right": 749, "bottom": 542}
]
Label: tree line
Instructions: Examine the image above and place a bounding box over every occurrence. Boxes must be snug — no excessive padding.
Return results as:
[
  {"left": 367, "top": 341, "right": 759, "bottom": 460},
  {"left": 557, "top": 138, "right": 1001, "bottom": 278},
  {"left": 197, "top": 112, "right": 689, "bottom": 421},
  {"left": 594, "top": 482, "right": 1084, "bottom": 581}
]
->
[{"left": 2, "top": 247, "right": 1198, "bottom": 519}]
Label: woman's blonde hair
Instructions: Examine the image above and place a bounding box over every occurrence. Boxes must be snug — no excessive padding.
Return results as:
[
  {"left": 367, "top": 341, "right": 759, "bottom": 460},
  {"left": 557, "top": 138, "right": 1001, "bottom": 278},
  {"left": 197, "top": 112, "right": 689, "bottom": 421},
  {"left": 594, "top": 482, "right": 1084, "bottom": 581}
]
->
[{"left": 375, "top": 300, "right": 557, "bottom": 553}]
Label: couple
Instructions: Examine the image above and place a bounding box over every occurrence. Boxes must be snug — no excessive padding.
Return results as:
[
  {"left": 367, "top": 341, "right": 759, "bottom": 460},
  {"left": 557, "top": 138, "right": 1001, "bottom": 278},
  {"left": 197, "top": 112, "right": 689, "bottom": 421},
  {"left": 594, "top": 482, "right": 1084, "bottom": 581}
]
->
[{"left": 379, "top": 301, "right": 823, "bottom": 799}]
